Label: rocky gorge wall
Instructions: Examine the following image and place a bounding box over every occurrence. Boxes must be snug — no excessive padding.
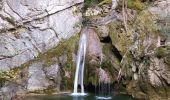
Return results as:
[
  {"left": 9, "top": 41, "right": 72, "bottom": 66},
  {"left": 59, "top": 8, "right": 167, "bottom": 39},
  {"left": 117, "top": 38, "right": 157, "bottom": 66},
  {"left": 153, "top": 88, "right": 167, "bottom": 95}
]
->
[
  {"left": 82, "top": 0, "right": 170, "bottom": 99},
  {"left": 0, "top": 0, "right": 170, "bottom": 100},
  {"left": 0, "top": 0, "right": 83, "bottom": 99},
  {"left": 0, "top": 0, "right": 83, "bottom": 71}
]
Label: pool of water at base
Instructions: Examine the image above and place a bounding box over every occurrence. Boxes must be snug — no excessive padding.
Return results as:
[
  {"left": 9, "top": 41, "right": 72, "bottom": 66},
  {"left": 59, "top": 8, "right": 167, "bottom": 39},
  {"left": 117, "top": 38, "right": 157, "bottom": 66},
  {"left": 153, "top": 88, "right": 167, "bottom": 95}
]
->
[{"left": 26, "top": 93, "right": 134, "bottom": 100}]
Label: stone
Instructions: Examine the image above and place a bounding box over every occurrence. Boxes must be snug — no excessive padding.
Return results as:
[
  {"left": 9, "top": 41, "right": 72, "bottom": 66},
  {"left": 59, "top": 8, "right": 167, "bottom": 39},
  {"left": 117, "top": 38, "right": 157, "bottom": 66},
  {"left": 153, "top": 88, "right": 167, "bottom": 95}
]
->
[
  {"left": 44, "top": 63, "right": 60, "bottom": 80},
  {"left": 0, "top": 82, "right": 26, "bottom": 100},
  {"left": 85, "top": 7, "right": 102, "bottom": 16},
  {"left": 132, "top": 64, "right": 136, "bottom": 72},
  {"left": 149, "top": 0, "right": 170, "bottom": 19},
  {"left": 44, "top": 63, "right": 61, "bottom": 90},
  {"left": 133, "top": 73, "right": 138, "bottom": 80},
  {"left": 0, "top": 0, "right": 83, "bottom": 72},
  {"left": 27, "top": 62, "right": 50, "bottom": 91},
  {"left": 132, "top": 91, "right": 147, "bottom": 100},
  {"left": 97, "top": 68, "right": 111, "bottom": 83},
  {"left": 85, "top": 27, "right": 103, "bottom": 63},
  {"left": 59, "top": 54, "right": 67, "bottom": 66},
  {"left": 97, "top": 25, "right": 109, "bottom": 38},
  {"left": 111, "top": 0, "right": 119, "bottom": 9}
]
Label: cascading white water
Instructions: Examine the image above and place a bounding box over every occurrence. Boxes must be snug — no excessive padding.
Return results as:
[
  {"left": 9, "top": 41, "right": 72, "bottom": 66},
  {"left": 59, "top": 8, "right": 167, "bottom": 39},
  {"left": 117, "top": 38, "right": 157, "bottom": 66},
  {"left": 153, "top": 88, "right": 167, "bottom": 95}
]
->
[{"left": 72, "top": 33, "right": 87, "bottom": 96}]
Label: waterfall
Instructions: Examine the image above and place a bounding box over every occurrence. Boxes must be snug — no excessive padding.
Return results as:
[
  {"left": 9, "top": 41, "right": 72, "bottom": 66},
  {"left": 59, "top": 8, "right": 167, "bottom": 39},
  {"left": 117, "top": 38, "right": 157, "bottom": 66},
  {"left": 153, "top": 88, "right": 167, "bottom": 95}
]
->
[{"left": 72, "top": 33, "right": 87, "bottom": 95}]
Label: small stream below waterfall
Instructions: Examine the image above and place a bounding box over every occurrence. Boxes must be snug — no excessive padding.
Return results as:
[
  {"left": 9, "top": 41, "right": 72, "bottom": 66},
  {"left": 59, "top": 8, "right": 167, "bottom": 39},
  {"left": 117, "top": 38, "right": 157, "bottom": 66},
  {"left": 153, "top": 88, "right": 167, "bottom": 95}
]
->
[{"left": 26, "top": 93, "right": 134, "bottom": 100}]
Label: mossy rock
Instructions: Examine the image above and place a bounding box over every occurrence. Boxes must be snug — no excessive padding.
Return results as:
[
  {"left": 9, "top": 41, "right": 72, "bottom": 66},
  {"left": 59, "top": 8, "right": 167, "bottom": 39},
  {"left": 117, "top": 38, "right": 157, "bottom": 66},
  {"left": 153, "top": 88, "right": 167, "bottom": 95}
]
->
[
  {"left": 156, "top": 46, "right": 170, "bottom": 58},
  {"left": 0, "top": 67, "right": 21, "bottom": 81},
  {"left": 109, "top": 21, "right": 133, "bottom": 55},
  {"left": 134, "top": 11, "right": 160, "bottom": 34},
  {"left": 164, "top": 55, "right": 170, "bottom": 66},
  {"left": 84, "top": 0, "right": 98, "bottom": 8},
  {"left": 98, "top": 0, "right": 112, "bottom": 6},
  {"left": 127, "top": 0, "right": 144, "bottom": 11}
]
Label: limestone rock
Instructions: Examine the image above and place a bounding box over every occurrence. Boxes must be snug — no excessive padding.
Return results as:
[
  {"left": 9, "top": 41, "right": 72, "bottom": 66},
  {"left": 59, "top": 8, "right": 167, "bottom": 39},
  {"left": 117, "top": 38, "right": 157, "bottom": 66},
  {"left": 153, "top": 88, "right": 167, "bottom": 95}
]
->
[
  {"left": 0, "top": 0, "right": 83, "bottom": 72},
  {"left": 44, "top": 63, "right": 60, "bottom": 80},
  {"left": 0, "top": 82, "right": 26, "bottom": 100},
  {"left": 149, "top": 0, "right": 170, "bottom": 19},
  {"left": 27, "top": 62, "right": 50, "bottom": 91},
  {"left": 85, "top": 27, "right": 103, "bottom": 64},
  {"left": 97, "top": 68, "right": 111, "bottom": 83}
]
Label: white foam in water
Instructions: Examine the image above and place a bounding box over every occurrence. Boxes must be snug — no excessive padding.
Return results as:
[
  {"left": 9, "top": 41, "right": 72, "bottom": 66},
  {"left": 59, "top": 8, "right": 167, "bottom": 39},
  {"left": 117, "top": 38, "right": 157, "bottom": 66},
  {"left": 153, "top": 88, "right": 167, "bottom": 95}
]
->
[
  {"left": 71, "top": 93, "right": 88, "bottom": 96},
  {"left": 95, "top": 96, "right": 112, "bottom": 100}
]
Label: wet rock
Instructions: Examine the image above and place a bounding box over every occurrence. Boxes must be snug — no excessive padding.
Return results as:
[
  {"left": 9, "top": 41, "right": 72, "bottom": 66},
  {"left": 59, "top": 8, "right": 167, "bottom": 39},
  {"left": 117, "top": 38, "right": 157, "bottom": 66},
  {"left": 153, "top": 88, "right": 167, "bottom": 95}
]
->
[
  {"left": 85, "top": 27, "right": 103, "bottom": 64},
  {"left": 97, "top": 68, "right": 111, "bottom": 83}
]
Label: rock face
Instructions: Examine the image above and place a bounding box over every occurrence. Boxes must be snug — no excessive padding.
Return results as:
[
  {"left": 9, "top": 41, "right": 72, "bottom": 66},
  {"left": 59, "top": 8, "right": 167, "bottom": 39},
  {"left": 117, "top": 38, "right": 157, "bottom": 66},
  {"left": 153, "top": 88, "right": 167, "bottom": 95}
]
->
[
  {"left": 0, "top": 0, "right": 83, "bottom": 99},
  {"left": 27, "top": 62, "right": 50, "bottom": 91},
  {"left": 82, "top": 0, "right": 170, "bottom": 99},
  {"left": 86, "top": 27, "right": 103, "bottom": 64},
  {"left": 0, "top": 0, "right": 83, "bottom": 71},
  {"left": 105, "top": 0, "right": 170, "bottom": 99}
]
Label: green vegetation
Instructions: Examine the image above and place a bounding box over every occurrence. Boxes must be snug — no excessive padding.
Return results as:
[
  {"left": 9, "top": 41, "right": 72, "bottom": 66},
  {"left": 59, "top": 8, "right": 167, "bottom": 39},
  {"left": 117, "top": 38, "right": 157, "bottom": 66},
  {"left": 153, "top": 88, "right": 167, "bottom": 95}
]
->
[
  {"left": 165, "top": 55, "right": 170, "bottom": 66},
  {"left": 156, "top": 46, "right": 170, "bottom": 58},
  {"left": 98, "top": 0, "right": 112, "bottom": 6},
  {"left": 39, "top": 34, "right": 79, "bottom": 91},
  {"left": 0, "top": 67, "right": 20, "bottom": 87},
  {"left": 84, "top": 0, "right": 96, "bottom": 7},
  {"left": 127, "top": 0, "right": 144, "bottom": 10}
]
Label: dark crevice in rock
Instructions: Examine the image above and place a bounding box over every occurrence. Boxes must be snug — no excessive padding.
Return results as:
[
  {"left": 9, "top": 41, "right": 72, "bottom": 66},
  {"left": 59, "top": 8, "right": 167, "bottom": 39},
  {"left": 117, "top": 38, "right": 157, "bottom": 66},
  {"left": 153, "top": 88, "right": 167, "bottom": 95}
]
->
[
  {"left": 111, "top": 45, "right": 122, "bottom": 62},
  {"left": 100, "top": 35, "right": 122, "bottom": 61},
  {"left": 100, "top": 36, "right": 111, "bottom": 43}
]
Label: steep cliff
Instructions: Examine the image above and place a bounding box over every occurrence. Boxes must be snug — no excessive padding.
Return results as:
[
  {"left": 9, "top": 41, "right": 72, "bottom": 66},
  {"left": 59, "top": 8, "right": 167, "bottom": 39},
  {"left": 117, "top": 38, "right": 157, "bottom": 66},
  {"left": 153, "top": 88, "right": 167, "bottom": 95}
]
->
[{"left": 0, "top": 0, "right": 83, "bottom": 99}]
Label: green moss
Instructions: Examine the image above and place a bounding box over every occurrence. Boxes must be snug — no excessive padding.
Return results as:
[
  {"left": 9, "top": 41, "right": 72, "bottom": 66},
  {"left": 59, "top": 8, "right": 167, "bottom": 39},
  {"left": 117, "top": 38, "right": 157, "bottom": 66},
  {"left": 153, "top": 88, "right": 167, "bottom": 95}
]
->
[
  {"left": 88, "top": 75, "right": 98, "bottom": 85},
  {"left": 98, "top": 0, "right": 112, "bottom": 6},
  {"left": 134, "top": 11, "right": 160, "bottom": 34},
  {"left": 165, "top": 55, "right": 170, "bottom": 66},
  {"left": 84, "top": 0, "right": 97, "bottom": 7},
  {"left": 127, "top": 0, "right": 144, "bottom": 10},
  {"left": 109, "top": 23, "right": 133, "bottom": 55},
  {"left": 43, "top": 86, "right": 57, "bottom": 94},
  {"left": 0, "top": 67, "right": 20, "bottom": 81},
  {"left": 39, "top": 34, "right": 79, "bottom": 68},
  {"left": 156, "top": 46, "right": 170, "bottom": 58},
  {"left": 84, "top": 64, "right": 98, "bottom": 85},
  {"left": 0, "top": 67, "right": 21, "bottom": 87}
]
